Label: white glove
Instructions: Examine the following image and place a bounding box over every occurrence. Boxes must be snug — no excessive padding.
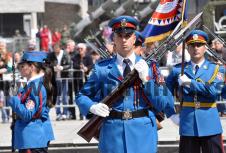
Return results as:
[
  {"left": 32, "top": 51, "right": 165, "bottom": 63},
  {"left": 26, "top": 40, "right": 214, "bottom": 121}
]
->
[
  {"left": 178, "top": 74, "right": 191, "bottom": 87},
  {"left": 170, "top": 114, "right": 180, "bottom": 126},
  {"left": 134, "top": 59, "right": 149, "bottom": 83},
  {"left": 54, "top": 65, "right": 63, "bottom": 72},
  {"left": 54, "top": 66, "right": 58, "bottom": 72},
  {"left": 89, "top": 103, "right": 110, "bottom": 117},
  {"left": 58, "top": 65, "right": 63, "bottom": 71},
  {"left": 9, "top": 86, "right": 18, "bottom": 96}
]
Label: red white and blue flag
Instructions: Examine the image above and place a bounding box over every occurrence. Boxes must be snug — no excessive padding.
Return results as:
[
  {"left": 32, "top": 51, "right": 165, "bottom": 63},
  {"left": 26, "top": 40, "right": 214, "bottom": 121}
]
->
[{"left": 142, "top": 0, "right": 188, "bottom": 43}]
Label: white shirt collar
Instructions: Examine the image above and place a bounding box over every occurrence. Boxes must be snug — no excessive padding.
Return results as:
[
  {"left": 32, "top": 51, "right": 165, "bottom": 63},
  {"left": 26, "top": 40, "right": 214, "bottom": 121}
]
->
[
  {"left": 56, "top": 50, "right": 64, "bottom": 65},
  {"left": 27, "top": 73, "right": 44, "bottom": 84},
  {"left": 116, "top": 52, "right": 136, "bottom": 67},
  {"left": 191, "top": 59, "right": 205, "bottom": 70}
]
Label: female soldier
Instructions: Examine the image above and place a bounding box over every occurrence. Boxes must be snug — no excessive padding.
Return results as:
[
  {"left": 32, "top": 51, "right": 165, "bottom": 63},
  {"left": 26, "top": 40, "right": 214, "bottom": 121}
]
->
[{"left": 9, "top": 51, "right": 56, "bottom": 153}]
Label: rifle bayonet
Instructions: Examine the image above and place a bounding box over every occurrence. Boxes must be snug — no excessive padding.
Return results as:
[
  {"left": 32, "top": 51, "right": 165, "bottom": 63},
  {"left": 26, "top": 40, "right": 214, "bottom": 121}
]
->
[
  {"left": 84, "top": 39, "right": 111, "bottom": 59},
  {"left": 203, "top": 25, "right": 226, "bottom": 47}
]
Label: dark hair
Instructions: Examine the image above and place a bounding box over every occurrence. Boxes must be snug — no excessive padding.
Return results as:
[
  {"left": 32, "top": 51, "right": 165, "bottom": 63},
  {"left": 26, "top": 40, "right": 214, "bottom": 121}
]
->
[
  {"left": 29, "top": 61, "right": 57, "bottom": 108},
  {"left": 42, "top": 63, "right": 57, "bottom": 108},
  {"left": 134, "top": 41, "right": 142, "bottom": 47}
]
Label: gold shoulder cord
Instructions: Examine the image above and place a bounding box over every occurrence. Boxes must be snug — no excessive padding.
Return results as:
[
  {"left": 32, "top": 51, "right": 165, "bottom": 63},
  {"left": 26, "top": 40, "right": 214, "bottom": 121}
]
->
[{"left": 195, "top": 65, "right": 219, "bottom": 84}]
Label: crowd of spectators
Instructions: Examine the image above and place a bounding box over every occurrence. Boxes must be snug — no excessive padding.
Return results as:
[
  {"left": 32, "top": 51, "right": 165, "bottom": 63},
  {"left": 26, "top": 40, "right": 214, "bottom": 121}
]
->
[{"left": 0, "top": 24, "right": 225, "bottom": 123}]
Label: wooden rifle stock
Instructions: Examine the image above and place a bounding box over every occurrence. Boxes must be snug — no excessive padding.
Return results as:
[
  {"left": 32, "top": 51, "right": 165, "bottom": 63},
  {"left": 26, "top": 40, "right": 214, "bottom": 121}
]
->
[
  {"left": 77, "top": 70, "right": 139, "bottom": 142},
  {"left": 77, "top": 115, "right": 104, "bottom": 142}
]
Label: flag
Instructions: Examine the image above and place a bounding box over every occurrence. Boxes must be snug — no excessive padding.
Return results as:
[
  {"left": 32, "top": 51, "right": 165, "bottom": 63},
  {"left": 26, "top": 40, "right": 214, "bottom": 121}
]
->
[{"left": 142, "top": 0, "right": 188, "bottom": 44}]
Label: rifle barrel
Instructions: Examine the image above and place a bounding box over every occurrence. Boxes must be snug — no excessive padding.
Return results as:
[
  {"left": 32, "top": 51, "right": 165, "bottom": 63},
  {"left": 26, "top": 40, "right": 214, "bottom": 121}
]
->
[
  {"left": 85, "top": 39, "right": 111, "bottom": 59},
  {"left": 206, "top": 45, "right": 226, "bottom": 65},
  {"left": 203, "top": 25, "right": 226, "bottom": 47}
]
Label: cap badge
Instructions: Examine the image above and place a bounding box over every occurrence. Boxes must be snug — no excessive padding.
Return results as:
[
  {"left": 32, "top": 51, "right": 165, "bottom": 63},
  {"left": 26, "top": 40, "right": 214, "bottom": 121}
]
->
[
  {"left": 193, "top": 34, "right": 199, "bottom": 40},
  {"left": 121, "top": 19, "right": 127, "bottom": 27}
]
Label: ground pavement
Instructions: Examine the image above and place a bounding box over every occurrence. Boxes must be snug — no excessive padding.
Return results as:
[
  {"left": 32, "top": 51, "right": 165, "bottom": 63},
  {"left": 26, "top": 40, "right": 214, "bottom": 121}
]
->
[{"left": 0, "top": 109, "right": 225, "bottom": 153}]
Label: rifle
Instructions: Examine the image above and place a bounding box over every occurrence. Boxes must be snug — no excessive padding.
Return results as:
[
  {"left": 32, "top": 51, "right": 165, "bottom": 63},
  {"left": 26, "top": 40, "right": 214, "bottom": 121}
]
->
[
  {"left": 89, "top": 30, "right": 113, "bottom": 57},
  {"left": 203, "top": 25, "right": 226, "bottom": 47},
  {"left": 205, "top": 45, "right": 226, "bottom": 65},
  {"left": 203, "top": 25, "right": 226, "bottom": 65},
  {"left": 77, "top": 12, "right": 203, "bottom": 142},
  {"left": 86, "top": 38, "right": 164, "bottom": 130},
  {"left": 84, "top": 39, "right": 111, "bottom": 59}
]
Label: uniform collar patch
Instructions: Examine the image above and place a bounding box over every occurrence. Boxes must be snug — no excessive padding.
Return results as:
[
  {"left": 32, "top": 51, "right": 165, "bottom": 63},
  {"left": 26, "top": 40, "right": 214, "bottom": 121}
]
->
[
  {"left": 203, "top": 65, "right": 208, "bottom": 69},
  {"left": 193, "top": 34, "right": 199, "bottom": 40}
]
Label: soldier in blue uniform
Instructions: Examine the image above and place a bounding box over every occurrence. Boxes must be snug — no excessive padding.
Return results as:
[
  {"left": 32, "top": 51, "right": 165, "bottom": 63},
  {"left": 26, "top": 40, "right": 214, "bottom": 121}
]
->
[
  {"left": 166, "top": 30, "right": 225, "bottom": 153},
  {"left": 133, "top": 30, "right": 167, "bottom": 126},
  {"left": 218, "top": 66, "right": 226, "bottom": 116},
  {"left": 76, "top": 15, "right": 176, "bottom": 153},
  {"left": 8, "top": 51, "right": 56, "bottom": 153},
  {"left": 134, "top": 31, "right": 145, "bottom": 56}
]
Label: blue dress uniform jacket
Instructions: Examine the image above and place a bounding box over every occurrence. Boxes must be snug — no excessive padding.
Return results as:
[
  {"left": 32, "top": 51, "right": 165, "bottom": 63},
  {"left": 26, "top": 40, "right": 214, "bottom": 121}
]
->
[
  {"left": 9, "top": 77, "right": 53, "bottom": 149},
  {"left": 166, "top": 59, "right": 224, "bottom": 137},
  {"left": 42, "top": 108, "right": 55, "bottom": 142},
  {"left": 41, "top": 95, "right": 55, "bottom": 142},
  {"left": 76, "top": 55, "right": 175, "bottom": 153}
]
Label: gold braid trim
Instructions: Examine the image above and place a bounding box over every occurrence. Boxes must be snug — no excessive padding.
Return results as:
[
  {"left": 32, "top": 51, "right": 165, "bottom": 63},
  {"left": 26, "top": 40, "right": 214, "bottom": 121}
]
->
[{"left": 195, "top": 65, "right": 219, "bottom": 84}]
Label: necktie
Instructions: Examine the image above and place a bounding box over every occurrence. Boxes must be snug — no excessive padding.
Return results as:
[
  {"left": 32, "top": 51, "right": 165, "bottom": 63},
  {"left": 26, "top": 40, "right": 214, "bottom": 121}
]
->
[
  {"left": 195, "top": 65, "right": 199, "bottom": 75},
  {"left": 123, "top": 59, "right": 131, "bottom": 77}
]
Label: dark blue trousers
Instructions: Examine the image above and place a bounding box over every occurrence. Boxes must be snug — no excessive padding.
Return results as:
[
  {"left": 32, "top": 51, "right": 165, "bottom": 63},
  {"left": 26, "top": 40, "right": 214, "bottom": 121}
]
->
[{"left": 179, "top": 134, "right": 225, "bottom": 153}]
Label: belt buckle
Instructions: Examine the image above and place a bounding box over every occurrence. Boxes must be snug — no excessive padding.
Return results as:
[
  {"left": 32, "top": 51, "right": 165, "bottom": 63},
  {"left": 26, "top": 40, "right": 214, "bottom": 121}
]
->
[
  {"left": 195, "top": 102, "right": 200, "bottom": 109},
  {"left": 194, "top": 94, "right": 200, "bottom": 109},
  {"left": 122, "top": 110, "right": 132, "bottom": 120}
]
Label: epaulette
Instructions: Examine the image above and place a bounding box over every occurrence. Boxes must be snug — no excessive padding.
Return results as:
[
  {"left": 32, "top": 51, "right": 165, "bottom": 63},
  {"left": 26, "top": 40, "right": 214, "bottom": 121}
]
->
[
  {"left": 208, "top": 60, "right": 216, "bottom": 65},
  {"left": 206, "top": 59, "right": 220, "bottom": 65},
  {"left": 174, "top": 63, "right": 182, "bottom": 67},
  {"left": 97, "top": 58, "right": 113, "bottom": 66},
  {"left": 174, "top": 62, "right": 189, "bottom": 68}
]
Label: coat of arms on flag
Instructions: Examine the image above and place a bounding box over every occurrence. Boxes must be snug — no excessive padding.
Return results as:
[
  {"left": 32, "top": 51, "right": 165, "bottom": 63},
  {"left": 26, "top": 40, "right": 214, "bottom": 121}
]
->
[{"left": 142, "top": 0, "right": 187, "bottom": 43}]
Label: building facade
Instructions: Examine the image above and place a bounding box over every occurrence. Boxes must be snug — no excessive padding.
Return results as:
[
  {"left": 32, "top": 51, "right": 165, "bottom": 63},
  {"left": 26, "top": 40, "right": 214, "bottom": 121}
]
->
[
  {"left": 0, "top": 0, "right": 225, "bottom": 41},
  {"left": 0, "top": 0, "right": 88, "bottom": 39}
]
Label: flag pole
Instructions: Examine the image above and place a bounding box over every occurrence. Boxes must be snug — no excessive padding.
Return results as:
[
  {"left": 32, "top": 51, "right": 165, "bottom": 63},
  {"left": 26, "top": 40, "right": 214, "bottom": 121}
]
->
[
  {"left": 181, "top": 0, "right": 187, "bottom": 75},
  {"left": 180, "top": 0, "right": 187, "bottom": 75},
  {"left": 181, "top": 0, "right": 187, "bottom": 27},
  {"left": 179, "top": 0, "right": 187, "bottom": 111}
]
